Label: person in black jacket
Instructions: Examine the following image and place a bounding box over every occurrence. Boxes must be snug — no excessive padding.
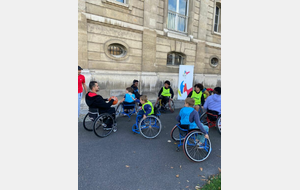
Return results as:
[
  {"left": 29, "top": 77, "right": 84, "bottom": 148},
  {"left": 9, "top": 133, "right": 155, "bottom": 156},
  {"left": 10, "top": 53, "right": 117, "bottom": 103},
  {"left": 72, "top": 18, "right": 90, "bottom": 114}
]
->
[
  {"left": 131, "top": 79, "right": 141, "bottom": 100},
  {"left": 85, "top": 81, "right": 116, "bottom": 119}
]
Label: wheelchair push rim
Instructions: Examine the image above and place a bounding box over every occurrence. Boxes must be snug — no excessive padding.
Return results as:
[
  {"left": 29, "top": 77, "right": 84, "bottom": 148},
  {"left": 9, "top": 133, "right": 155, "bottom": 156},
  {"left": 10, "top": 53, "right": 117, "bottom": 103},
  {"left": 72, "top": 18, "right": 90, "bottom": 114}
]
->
[
  {"left": 83, "top": 113, "right": 94, "bottom": 131},
  {"left": 138, "top": 115, "right": 162, "bottom": 139},
  {"left": 216, "top": 116, "right": 221, "bottom": 134},
  {"left": 93, "top": 113, "right": 114, "bottom": 138},
  {"left": 170, "top": 125, "right": 186, "bottom": 142},
  {"left": 183, "top": 130, "right": 211, "bottom": 162}
]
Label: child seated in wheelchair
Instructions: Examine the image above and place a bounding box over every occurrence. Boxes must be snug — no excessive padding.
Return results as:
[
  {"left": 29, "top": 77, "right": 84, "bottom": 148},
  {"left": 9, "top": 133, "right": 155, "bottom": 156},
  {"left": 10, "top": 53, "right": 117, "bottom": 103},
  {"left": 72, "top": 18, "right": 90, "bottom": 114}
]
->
[
  {"left": 134, "top": 95, "right": 155, "bottom": 121},
  {"left": 157, "top": 80, "right": 174, "bottom": 110},
  {"left": 176, "top": 97, "right": 209, "bottom": 143},
  {"left": 118, "top": 87, "right": 136, "bottom": 113}
]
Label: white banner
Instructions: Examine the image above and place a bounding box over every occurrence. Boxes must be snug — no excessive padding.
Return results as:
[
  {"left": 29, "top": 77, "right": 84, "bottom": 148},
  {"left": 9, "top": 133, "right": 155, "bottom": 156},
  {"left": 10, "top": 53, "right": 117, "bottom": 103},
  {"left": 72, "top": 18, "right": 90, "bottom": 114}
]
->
[{"left": 177, "top": 65, "right": 194, "bottom": 100}]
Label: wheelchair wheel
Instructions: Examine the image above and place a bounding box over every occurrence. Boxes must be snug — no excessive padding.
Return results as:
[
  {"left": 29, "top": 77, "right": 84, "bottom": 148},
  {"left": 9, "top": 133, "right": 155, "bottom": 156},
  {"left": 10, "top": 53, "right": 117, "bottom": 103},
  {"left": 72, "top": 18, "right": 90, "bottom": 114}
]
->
[
  {"left": 83, "top": 113, "right": 94, "bottom": 131},
  {"left": 216, "top": 116, "right": 221, "bottom": 134},
  {"left": 166, "top": 99, "right": 175, "bottom": 113},
  {"left": 93, "top": 113, "right": 114, "bottom": 138},
  {"left": 115, "top": 104, "right": 122, "bottom": 118},
  {"left": 154, "top": 99, "right": 161, "bottom": 110},
  {"left": 183, "top": 130, "right": 211, "bottom": 162},
  {"left": 200, "top": 112, "right": 208, "bottom": 125},
  {"left": 170, "top": 125, "right": 185, "bottom": 142},
  {"left": 139, "top": 115, "right": 162, "bottom": 139}
]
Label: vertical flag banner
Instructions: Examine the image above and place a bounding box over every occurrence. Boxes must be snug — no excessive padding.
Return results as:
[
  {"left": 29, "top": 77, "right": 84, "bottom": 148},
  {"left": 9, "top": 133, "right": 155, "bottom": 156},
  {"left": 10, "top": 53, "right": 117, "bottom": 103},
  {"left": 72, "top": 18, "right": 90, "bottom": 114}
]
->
[{"left": 177, "top": 65, "right": 194, "bottom": 100}]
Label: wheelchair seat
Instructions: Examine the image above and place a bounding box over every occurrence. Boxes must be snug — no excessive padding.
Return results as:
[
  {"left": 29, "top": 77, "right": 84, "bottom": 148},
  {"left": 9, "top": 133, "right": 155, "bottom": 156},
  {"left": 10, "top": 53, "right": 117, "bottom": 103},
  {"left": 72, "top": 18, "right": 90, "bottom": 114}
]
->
[
  {"left": 88, "top": 107, "right": 99, "bottom": 121},
  {"left": 122, "top": 102, "right": 135, "bottom": 109},
  {"left": 206, "top": 109, "right": 220, "bottom": 121}
]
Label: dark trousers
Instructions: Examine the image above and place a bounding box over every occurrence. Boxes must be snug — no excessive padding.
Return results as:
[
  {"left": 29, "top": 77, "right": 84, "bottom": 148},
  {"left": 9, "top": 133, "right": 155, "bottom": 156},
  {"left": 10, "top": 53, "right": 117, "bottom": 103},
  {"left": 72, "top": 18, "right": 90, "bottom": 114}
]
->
[{"left": 159, "top": 96, "right": 170, "bottom": 106}]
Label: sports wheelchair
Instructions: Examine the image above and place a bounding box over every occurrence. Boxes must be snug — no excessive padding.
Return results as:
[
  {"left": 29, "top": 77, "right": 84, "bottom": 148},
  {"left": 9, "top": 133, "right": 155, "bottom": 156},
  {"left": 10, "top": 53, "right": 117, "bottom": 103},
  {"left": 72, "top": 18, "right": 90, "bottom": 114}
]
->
[
  {"left": 154, "top": 97, "right": 175, "bottom": 113},
  {"left": 82, "top": 108, "right": 117, "bottom": 138},
  {"left": 200, "top": 110, "right": 221, "bottom": 134},
  {"left": 115, "top": 102, "right": 138, "bottom": 120},
  {"left": 170, "top": 124, "right": 212, "bottom": 162},
  {"left": 131, "top": 107, "right": 162, "bottom": 139}
]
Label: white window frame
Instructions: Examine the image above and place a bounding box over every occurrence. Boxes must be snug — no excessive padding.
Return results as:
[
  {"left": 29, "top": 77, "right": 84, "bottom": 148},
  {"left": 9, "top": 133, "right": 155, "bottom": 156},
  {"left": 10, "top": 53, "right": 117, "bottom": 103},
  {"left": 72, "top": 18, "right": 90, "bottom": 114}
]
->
[
  {"left": 212, "top": 2, "right": 221, "bottom": 35},
  {"left": 167, "top": 0, "right": 189, "bottom": 33}
]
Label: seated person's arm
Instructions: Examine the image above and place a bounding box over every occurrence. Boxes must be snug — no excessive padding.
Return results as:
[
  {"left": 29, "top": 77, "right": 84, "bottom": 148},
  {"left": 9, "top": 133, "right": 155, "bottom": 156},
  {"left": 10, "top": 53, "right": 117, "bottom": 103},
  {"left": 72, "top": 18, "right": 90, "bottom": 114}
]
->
[
  {"left": 187, "top": 91, "right": 193, "bottom": 98},
  {"left": 95, "top": 96, "right": 114, "bottom": 108},
  {"left": 203, "top": 97, "right": 208, "bottom": 110},
  {"left": 119, "top": 97, "right": 125, "bottom": 104},
  {"left": 201, "top": 94, "right": 205, "bottom": 106},
  {"left": 192, "top": 111, "right": 208, "bottom": 136},
  {"left": 158, "top": 87, "right": 163, "bottom": 98},
  {"left": 143, "top": 104, "right": 152, "bottom": 118},
  {"left": 170, "top": 87, "right": 174, "bottom": 99},
  {"left": 176, "top": 115, "right": 181, "bottom": 123}
]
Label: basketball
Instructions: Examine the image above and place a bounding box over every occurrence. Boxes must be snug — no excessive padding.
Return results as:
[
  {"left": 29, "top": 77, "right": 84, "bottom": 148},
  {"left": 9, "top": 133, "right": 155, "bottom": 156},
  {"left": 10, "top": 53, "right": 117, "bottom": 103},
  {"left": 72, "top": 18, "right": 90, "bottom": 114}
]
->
[{"left": 109, "top": 96, "right": 118, "bottom": 105}]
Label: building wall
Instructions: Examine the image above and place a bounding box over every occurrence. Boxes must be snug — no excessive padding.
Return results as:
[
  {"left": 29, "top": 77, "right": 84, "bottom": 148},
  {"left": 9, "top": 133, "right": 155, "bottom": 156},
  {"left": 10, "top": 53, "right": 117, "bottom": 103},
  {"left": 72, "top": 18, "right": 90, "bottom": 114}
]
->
[{"left": 78, "top": 0, "right": 221, "bottom": 108}]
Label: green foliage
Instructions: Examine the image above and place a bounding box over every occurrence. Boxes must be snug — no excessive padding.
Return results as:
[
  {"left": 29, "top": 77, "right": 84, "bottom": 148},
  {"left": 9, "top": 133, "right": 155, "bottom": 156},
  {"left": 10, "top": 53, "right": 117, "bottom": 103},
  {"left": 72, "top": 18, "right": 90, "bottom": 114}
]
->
[{"left": 199, "top": 173, "right": 221, "bottom": 190}]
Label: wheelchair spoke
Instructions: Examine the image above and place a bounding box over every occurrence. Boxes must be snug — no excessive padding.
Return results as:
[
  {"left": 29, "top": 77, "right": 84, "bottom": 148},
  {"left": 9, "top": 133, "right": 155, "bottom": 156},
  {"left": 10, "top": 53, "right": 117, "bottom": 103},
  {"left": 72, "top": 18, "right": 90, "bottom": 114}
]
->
[{"left": 183, "top": 131, "right": 211, "bottom": 162}]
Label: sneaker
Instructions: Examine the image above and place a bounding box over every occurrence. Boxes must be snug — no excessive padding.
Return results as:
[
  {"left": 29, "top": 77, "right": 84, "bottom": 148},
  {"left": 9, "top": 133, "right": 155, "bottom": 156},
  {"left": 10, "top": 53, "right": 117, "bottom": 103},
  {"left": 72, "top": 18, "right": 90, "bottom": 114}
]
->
[{"left": 103, "top": 127, "right": 112, "bottom": 131}]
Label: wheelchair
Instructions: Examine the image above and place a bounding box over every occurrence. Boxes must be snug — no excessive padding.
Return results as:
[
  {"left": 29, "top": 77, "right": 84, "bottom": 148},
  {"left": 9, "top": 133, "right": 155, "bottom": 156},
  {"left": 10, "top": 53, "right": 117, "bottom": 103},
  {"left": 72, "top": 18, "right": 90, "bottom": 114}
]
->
[
  {"left": 200, "top": 110, "right": 221, "bottom": 134},
  {"left": 154, "top": 97, "right": 175, "bottom": 113},
  {"left": 82, "top": 108, "right": 117, "bottom": 138},
  {"left": 131, "top": 107, "right": 162, "bottom": 139},
  {"left": 115, "top": 102, "right": 138, "bottom": 120},
  {"left": 170, "top": 124, "right": 212, "bottom": 162}
]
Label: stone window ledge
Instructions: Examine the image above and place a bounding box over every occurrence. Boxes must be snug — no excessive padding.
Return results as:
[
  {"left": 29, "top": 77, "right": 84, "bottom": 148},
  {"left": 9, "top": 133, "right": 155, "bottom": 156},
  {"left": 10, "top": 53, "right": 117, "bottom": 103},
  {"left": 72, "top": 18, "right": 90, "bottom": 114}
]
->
[
  {"left": 102, "top": 0, "right": 132, "bottom": 10},
  {"left": 164, "top": 29, "right": 191, "bottom": 42},
  {"left": 212, "top": 31, "right": 221, "bottom": 36}
]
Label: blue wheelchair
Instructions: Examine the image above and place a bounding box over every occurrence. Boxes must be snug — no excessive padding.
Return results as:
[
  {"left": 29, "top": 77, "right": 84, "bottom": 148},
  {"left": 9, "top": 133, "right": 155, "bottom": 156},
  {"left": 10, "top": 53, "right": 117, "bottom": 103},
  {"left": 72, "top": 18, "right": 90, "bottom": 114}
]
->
[
  {"left": 170, "top": 124, "right": 212, "bottom": 162},
  {"left": 131, "top": 107, "right": 162, "bottom": 139},
  {"left": 115, "top": 102, "right": 138, "bottom": 120}
]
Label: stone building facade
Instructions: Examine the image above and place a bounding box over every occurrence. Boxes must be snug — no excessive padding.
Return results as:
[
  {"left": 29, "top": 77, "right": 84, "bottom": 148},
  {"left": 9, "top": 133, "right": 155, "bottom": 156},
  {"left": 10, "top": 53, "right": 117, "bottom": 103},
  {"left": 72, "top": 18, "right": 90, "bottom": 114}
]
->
[{"left": 78, "top": 0, "right": 221, "bottom": 106}]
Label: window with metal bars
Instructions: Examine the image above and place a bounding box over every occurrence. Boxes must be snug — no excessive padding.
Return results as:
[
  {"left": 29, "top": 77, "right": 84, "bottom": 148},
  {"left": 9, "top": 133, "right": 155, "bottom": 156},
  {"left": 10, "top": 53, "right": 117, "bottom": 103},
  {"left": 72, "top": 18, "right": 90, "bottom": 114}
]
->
[
  {"left": 167, "top": 52, "right": 185, "bottom": 65},
  {"left": 108, "top": 44, "right": 126, "bottom": 57}
]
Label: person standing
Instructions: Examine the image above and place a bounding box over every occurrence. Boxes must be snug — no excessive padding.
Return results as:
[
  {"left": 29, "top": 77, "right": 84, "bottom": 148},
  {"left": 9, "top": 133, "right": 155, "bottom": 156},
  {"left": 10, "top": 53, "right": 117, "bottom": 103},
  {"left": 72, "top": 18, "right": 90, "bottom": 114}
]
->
[{"left": 78, "top": 66, "right": 88, "bottom": 117}]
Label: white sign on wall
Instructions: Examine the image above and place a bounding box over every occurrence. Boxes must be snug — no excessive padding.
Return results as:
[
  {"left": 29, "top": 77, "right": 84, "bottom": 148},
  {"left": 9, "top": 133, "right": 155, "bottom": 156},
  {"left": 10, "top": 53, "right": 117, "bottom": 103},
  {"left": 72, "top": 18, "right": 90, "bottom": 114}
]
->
[{"left": 177, "top": 65, "right": 194, "bottom": 100}]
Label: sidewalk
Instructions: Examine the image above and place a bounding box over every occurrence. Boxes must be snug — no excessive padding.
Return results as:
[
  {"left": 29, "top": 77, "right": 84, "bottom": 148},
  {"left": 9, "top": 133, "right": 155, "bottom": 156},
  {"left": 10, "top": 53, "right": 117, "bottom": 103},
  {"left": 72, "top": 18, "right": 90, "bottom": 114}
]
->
[{"left": 78, "top": 99, "right": 186, "bottom": 122}]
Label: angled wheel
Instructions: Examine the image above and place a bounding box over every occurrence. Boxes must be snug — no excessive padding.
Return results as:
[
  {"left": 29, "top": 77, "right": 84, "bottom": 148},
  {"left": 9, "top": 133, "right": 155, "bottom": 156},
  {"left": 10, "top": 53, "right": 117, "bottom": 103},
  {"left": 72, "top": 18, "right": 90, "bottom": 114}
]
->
[
  {"left": 83, "top": 113, "right": 94, "bottom": 131},
  {"left": 166, "top": 99, "right": 175, "bottom": 113},
  {"left": 154, "top": 99, "right": 161, "bottom": 110},
  {"left": 93, "top": 113, "right": 114, "bottom": 138},
  {"left": 170, "top": 125, "right": 185, "bottom": 142},
  {"left": 216, "top": 116, "right": 221, "bottom": 134},
  {"left": 200, "top": 112, "right": 208, "bottom": 125},
  {"left": 139, "top": 115, "right": 161, "bottom": 139},
  {"left": 183, "top": 130, "right": 211, "bottom": 162},
  {"left": 115, "top": 104, "right": 122, "bottom": 119}
]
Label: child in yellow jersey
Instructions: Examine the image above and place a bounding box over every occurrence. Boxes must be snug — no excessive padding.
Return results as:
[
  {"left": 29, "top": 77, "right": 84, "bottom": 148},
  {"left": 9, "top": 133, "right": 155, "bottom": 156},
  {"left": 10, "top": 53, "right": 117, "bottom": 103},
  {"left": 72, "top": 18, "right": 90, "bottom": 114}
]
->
[
  {"left": 187, "top": 83, "right": 205, "bottom": 114},
  {"left": 157, "top": 80, "right": 174, "bottom": 110},
  {"left": 134, "top": 95, "right": 154, "bottom": 120}
]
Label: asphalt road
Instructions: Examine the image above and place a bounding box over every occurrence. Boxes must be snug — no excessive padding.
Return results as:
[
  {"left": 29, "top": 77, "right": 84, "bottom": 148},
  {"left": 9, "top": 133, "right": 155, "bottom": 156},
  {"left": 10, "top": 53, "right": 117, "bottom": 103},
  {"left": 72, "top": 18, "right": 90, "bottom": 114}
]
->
[{"left": 78, "top": 109, "right": 221, "bottom": 190}]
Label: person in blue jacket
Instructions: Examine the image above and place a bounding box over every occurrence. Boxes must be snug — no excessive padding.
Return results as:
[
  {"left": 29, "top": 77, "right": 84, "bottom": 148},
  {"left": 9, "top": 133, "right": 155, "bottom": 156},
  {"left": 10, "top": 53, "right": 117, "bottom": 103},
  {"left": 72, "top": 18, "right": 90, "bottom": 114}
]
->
[{"left": 176, "top": 97, "right": 209, "bottom": 143}]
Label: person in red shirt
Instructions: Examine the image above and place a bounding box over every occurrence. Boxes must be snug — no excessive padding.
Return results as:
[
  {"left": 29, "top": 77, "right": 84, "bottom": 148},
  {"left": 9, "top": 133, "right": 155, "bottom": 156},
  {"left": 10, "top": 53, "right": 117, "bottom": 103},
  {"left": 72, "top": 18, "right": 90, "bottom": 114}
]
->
[{"left": 78, "top": 66, "right": 87, "bottom": 117}]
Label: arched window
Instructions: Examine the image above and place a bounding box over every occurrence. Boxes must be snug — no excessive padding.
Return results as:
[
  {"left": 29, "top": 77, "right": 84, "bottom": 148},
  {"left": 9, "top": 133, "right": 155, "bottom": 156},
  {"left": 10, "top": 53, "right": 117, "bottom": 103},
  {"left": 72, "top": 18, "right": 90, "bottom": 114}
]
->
[{"left": 167, "top": 52, "right": 185, "bottom": 65}]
